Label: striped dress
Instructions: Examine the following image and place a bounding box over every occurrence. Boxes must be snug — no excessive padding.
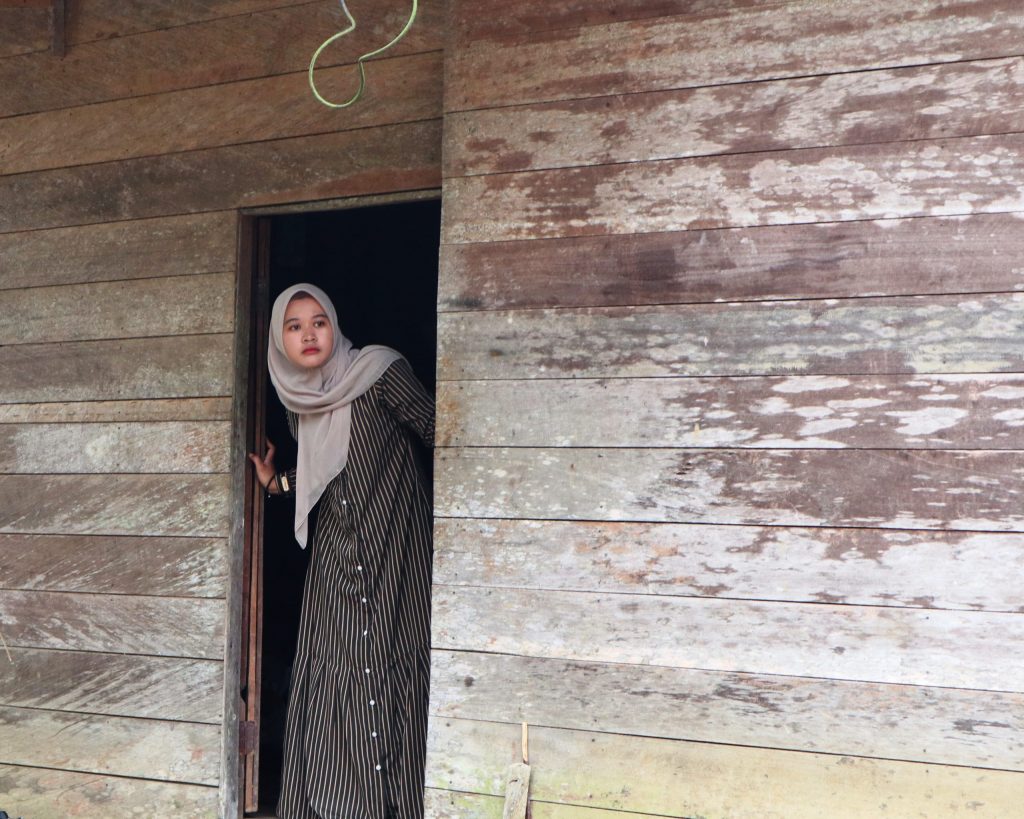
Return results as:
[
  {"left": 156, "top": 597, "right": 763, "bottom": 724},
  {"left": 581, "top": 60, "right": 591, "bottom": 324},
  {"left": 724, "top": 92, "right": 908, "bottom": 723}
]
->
[{"left": 276, "top": 358, "right": 434, "bottom": 819}]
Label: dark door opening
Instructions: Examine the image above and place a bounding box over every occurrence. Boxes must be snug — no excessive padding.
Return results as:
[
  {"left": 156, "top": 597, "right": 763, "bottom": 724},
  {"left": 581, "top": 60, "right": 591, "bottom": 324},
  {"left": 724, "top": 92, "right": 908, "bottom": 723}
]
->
[{"left": 242, "top": 197, "right": 440, "bottom": 814}]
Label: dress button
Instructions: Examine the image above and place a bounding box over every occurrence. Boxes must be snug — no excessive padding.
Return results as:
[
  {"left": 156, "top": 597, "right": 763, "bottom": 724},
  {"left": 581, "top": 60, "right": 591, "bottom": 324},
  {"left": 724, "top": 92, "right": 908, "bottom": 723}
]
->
[
  {"left": 364, "top": 668, "right": 370, "bottom": 674},
  {"left": 361, "top": 597, "right": 367, "bottom": 603},
  {"left": 375, "top": 764, "right": 382, "bottom": 771},
  {"left": 369, "top": 699, "right": 376, "bottom": 706},
  {"left": 362, "top": 630, "right": 368, "bottom": 636},
  {"left": 371, "top": 731, "right": 378, "bottom": 738},
  {"left": 356, "top": 565, "right": 363, "bottom": 572},
  {"left": 342, "top": 500, "right": 348, "bottom": 506}
]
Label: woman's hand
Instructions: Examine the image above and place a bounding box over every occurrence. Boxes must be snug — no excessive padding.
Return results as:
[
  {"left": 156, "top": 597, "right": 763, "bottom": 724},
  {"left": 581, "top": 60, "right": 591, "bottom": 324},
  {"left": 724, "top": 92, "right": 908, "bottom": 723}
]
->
[{"left": 248, "top": 439, "right": 279, "bottom": 493}]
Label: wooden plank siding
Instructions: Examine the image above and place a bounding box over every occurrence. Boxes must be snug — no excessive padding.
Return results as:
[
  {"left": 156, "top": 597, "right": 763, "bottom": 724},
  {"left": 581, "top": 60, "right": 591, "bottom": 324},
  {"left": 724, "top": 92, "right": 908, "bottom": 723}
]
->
[
  {"left": 430, "top": 0, "right": 1024, "bottom": 816},
  {"left": 0, "top": 0, "right": 444, "bottom": 815}
]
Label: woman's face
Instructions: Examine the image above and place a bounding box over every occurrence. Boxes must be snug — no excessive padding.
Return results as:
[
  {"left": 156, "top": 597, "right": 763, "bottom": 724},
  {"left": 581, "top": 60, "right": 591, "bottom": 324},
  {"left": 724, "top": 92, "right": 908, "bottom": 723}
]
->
[{"left": 282, "top": 295, "right": 335, "bottom": 369}]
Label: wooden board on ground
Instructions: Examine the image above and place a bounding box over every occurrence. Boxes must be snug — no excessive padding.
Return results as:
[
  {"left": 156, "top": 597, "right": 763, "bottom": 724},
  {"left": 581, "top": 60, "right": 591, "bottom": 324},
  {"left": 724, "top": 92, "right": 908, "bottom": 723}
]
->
[
  {"left": 0, "top": 533, "right": 226, "bottom": 596},
  {"left": 433, "top": 518, "right": 1024, "bottom": 612},
  {"left": 430, "top": 651, "right": 1024, "bottom": 771},
  {"left": 0, "top": 212, "right": 236, "bottom": 291},
  {"left": 0, "top": 763, "right": 219, "bottom": 819},
  {"left": 436, "top": 374, "right": 1024, "bottom": 450},
  {"left": 0, "top": 589, "right": 225, "bottom": 658},
  {"left": 0, "top": 334, "right": 232, "bottom": 403},
  {"left": 0, "top": 705, "right": 220, "bottom": 785},
  {"left": 431, "top": 585, "right": 1024, "bottom": 690},
  {"left": 0, "top": 648, "right": 223, "bottom": 723},
  {"left": 435, "top": 447, "right": 1024, "bottom": 532},
  {"left": 0, "top": 474, "right": 230, "bottom": 537}
]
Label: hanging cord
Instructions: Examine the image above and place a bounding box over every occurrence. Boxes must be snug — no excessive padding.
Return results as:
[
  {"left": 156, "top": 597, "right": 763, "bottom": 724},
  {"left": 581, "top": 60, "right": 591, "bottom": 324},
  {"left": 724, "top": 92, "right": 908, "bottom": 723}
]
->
[{"left": 308, "top": 0, "right": 418, "bottom": 108}]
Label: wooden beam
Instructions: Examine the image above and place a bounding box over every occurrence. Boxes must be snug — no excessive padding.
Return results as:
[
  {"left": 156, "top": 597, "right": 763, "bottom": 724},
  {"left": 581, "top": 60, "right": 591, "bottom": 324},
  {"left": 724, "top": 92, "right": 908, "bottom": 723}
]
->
[{"left": 51, "top": 0, "right": 65, "bottom": 56}]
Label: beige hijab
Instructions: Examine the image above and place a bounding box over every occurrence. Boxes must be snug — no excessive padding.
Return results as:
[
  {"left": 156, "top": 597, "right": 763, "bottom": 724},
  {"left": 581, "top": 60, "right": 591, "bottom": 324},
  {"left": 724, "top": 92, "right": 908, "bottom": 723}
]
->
[{"left": 268, "top": 283, "right": 401, "bottom": 546}]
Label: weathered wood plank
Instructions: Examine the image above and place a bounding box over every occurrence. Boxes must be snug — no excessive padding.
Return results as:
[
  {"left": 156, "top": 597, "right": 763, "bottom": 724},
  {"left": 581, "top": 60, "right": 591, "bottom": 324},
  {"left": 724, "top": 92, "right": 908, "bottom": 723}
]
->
[
  {"left": 0, "top": 397, "right": 233, "bottom": 423},
  {"left": 0, "top": 119, "right": 442, "bottom": 234},
  {"left": 0, "top": 421, "right": 230, "bottom": 474},
  {"left": 443, "top": 133, "right": 1024, "bottom": 243},
  {"left": 0, "top": 474, "right": 230, "bottom": 537},
  {"left": 450, "top": 0, "right": 781, "bottom": 42},
  {"left": 437, "top": 293, "right": 1024, "bottom": 380},
  {"left": 448, "top": 55, "right": 1024, "bottom": 175},
  {"left": 0, "top": 273, "right": 233, "bottom": 346},
  {"left": 0, "top": 763, "right": 218, "bottom": 819},
  {"left": 0, "top": 212, "right": 236, "bottom": 292},
  {"left": 0, "top": 334, "right": 232, "bottom": 403},
  {"left": 426, "top": 718, "right": 1024, "bottom": 818},
  {"left": 0, "top": 705, "right": 220, "bottom": 785},
  {"left": 433, "top": 586, "right": 1024, "bottom": 690},
  {"left": 435, "top": 448, "right": 1024, "bottom": 532},
  {"left": 433, "top": 519, "right": 1024, "bottom": 612},
  {"left": 0, "top": 0, "right": 444, "bottom": 117},
  {"left": 425, "top": 791, "right": 655, "bottom": 819},
  {"left": 0, "top": 51, "right": 443, "bottom": 175},
  {"left": 0, "top": 648, "right": 222, "bottom": 723},
  {"left": 0, "top": 533, "right": 226, "bottom": 596},
  {"left": 437, "top": 374, "right": 1024, "bottom": 450},
  {"left": 438, "top": 212, "right": 1024, "bottom": 310},
  {"left": 0, "top": 589, "right": 225, "bottom": 657},
  {"left": 446, "top": 0, "right": 1024, "bottom": 111},
  {"left": 0, "top": 0, "right": 312, "bottom": 59},
  {"left": 431, "top": 652, "right": 1024, "bottom": 771}
]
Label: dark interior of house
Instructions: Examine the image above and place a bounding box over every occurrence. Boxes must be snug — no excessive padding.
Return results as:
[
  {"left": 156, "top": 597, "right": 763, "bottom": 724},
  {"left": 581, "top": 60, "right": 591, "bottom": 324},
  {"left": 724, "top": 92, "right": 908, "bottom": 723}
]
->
[{"left": 258, "top": 198, "right": 440, "bottom": 810}]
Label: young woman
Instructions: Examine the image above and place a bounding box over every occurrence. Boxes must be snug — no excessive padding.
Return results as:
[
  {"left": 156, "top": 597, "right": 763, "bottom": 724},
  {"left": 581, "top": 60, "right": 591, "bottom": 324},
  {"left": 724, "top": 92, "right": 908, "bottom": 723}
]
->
[{"left": 249, "top": 283, "right": 434, "bottom": 819}]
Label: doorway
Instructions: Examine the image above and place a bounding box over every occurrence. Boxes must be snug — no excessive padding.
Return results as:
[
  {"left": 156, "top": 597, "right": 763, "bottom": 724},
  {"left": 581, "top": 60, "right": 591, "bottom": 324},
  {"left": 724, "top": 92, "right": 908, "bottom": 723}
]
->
[{"left": 240, "top": 196, "right": 441, "bottom": 814}]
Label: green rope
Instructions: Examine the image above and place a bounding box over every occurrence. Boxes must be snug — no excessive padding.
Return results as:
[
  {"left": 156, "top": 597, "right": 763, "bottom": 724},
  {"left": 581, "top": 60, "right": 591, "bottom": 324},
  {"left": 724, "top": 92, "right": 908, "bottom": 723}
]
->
[{"left": 308, "top": 0, "right": 418, "bottom": 108}]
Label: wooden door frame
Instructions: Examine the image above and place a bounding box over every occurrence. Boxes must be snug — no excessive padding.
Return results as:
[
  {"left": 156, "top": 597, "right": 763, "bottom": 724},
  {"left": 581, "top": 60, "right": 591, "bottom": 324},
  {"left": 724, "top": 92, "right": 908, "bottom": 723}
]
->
[{"left": 223, "top": 189, "right": 442, "bottom": 818}]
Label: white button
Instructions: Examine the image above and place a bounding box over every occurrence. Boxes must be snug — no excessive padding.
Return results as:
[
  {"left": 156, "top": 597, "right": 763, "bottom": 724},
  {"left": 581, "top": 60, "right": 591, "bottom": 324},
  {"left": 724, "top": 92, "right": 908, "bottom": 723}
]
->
[
  {"left": 363, "top": 630, "right": 368, "bottom": 636},
  {"left": 342, "top": 500, "right": 348, "bottom": 505},
  {"left": 369, "top": 699, "right": 376, "bottom": 706},
  {"left": 375, "top": 764, "right": 381, "bottom": 771},
  {"left": 371, "top": 731, "right": 378, "bottom": 738},
  {"left": 356, "top": 565, "right": 363, "bottom": 572},
  {"left": 361, "top": 597, "right": 367, "bottom": 603},
  {"left": 364, "top": 668, "right": 370, "bottom": 674}
]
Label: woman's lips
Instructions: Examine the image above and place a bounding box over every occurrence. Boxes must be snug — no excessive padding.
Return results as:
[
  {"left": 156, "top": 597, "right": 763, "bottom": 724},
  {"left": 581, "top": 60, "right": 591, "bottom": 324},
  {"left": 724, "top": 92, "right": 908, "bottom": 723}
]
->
[{"left": 302, "top": 346, "right": 320, "bottom": 355}]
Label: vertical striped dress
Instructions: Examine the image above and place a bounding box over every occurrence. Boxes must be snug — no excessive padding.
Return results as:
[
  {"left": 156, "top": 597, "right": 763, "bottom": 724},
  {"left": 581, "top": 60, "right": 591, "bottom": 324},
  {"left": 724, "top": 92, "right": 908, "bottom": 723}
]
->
[{"left": 276, "top": 357, "right": 434, "bottom": 819}]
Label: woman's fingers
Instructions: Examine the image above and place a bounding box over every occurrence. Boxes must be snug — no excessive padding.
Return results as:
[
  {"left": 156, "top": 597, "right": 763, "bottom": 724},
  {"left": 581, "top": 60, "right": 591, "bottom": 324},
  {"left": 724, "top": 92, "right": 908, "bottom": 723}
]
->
[{"left": 264, "top": 439, "right": 276, "bottom": 466}]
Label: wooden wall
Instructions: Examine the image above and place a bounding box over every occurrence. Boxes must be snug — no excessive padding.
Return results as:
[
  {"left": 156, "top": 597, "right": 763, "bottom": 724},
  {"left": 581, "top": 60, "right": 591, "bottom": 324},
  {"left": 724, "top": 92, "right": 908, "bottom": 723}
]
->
[
  {"left": 0, "top": 2, "right": 442, "bottom": 817},
  {"left": 427, "top": 1, "right": 1024, "bottom": 816}
]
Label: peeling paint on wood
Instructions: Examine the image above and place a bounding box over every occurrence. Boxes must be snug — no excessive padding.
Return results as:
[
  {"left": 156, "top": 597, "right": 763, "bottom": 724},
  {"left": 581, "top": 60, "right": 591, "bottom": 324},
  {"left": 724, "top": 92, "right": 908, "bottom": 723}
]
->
[
  {"left": 438, "top": 212, "right": 1024, "bottom": 310},
  {"left": 0, "top": 334, "right": 233, "bottom": 403},
  {"left": 0, "top": 648, "right": 223, "bottom": 723},
  {"left": 437, "top": 293, "right": 1024, "bottom": 379},
  {"left": 0, "top": 589, "right": 226, "bottom": 658},
  {"left": 0, "top": 0, "right": 444, "bottom": 118},
  {"left": 0, "top": 119, "right": 442, "bottom": 234},
  {"left": 0, "top": 397, "right": 233, "bottom": 423},
  {"left": 447, "top": 56, "right": 1024, "bottom": 176},
  {"left": 444, "top": 133, "right": 1024, "bottom": 243},
  {"left": 447, "top": 0, "right": 1024, "bottom": 111},
  {"left": 0, "top": 273, "right": 233, "bottom": 346},
  {"left": 0, "top": 421, "right": 230, "bottom": 474},
  {"left": 430, "top": 651, "right": 1024, "bottom": 770},
  {"left": 0, "top": 705, "right": 220, "bottom": 785},
  {"left": 432, "top": 586, "right": 1024, "bottom": 689},
  {"left": 426, "top": 718, "right": 1024, "bottom": 818},
  {"left": 0, "top": 52, "right": 443, "bottom": 176},
  {"left": 433, "top": 518, "right": 1024, "bottom": 612},
  {"left": 424, "top": 788, "right": 504, "bottom": 819},
  {"left": 0, "top": 212, "right": 236, "bottom": 292},
  {"left": 0, "top": 474, "right": 230, "bottom": 537},
  {"left": 435, "top": 447, "right": 1024, "bottom": 532},
  {"left": 0, "top": 763, "right": 218, "bottom": 819},
  {"left": 0, "top": 533, "right": 227, "bottom": 597},
  {"left": 437, "top": 374, "right": 1024, "bottom": 450}
]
